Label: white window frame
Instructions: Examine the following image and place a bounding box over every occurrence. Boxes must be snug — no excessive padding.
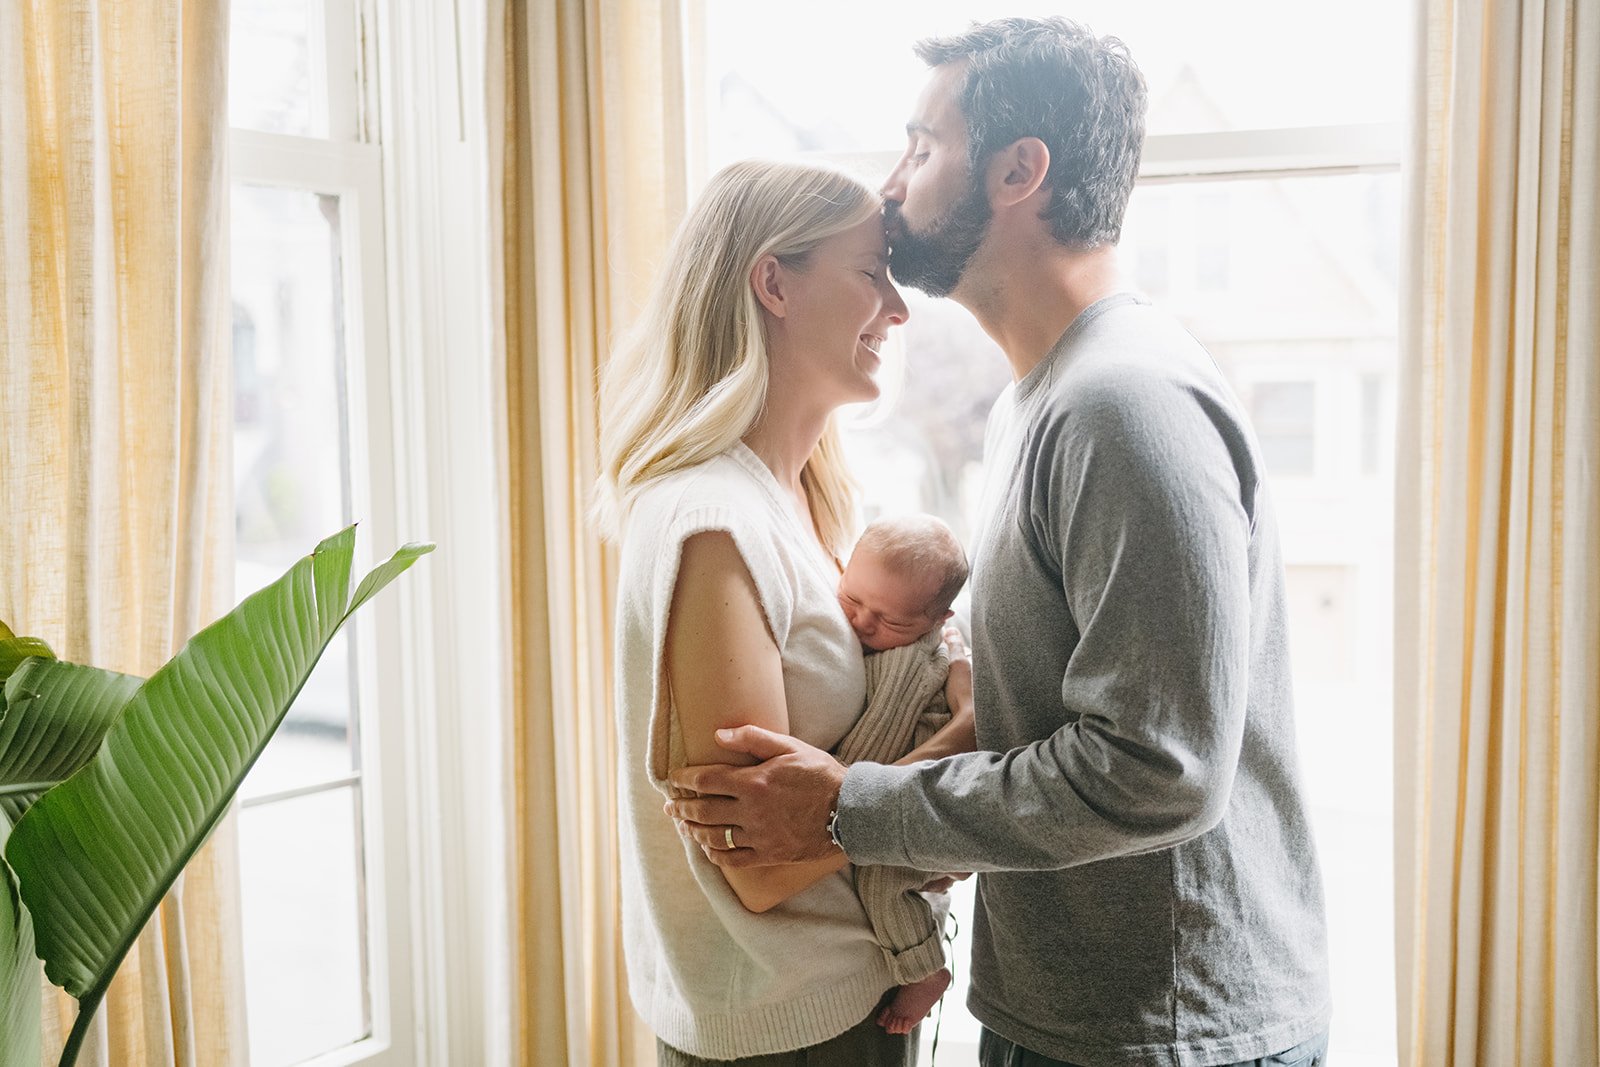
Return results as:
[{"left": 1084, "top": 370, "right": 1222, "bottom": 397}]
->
[
  {"left": 813, "top": 120, "right": 1401, "bottom": 186},
  {"left": 228, "top": 0, "right": 506, "bottom": 1064},
  {"left": 363, "top": 0, "right": 510, "bottom": 1064},
  {"left": 230, "top": 122, "right": 409, "bottom": 1067}
]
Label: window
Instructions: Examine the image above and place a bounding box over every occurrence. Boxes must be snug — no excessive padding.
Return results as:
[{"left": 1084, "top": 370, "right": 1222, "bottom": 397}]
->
[
  {"left": 694, "top": 4, "right": 1404, "bottom": 1064},
  {"left": 228, "top": 2, "right": 399, "bottom": 1064}
]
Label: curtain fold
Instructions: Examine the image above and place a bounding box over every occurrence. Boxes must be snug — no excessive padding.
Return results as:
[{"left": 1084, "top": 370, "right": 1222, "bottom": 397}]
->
[
  {"left": 488, "top": 1, "right": 688, "bottom": 1064},
  {"left": 0, "top": 2, "right": 245, "bottom": 1065},
  {"left": 1395, "top": 0, "right": 1600, "bottom": 1063}
]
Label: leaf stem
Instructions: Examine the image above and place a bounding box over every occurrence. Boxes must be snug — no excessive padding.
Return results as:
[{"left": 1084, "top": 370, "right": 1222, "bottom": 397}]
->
[{"left": 58, "top": 989, "right": 105, "bottom": 1067}]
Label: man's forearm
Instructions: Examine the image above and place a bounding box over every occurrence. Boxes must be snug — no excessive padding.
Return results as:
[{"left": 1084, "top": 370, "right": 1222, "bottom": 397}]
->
[{"left": 836, "top": 723, "right": 1233, "bottom": 873}]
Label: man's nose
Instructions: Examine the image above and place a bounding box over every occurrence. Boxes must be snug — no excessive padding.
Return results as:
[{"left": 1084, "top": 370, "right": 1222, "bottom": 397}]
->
[{"left": 879, "top": 161, "right": 907, "bottom": 204}]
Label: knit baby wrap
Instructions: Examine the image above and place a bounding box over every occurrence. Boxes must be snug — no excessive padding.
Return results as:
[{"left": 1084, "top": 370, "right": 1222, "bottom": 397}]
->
[{"left": 832, "top": 627, "right": 954, "bottom": 984}]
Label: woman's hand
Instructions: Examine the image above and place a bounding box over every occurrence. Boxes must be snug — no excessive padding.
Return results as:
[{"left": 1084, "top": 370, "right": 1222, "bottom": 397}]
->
[
  {"left": 918, "top": 871, "right": 972, "bottom": 894},
  {"left": 943, "top": 624, "right": 973, "bottom": 719},
  {"left": 668, "top": 726, "right": 846, "bottom": 868}
]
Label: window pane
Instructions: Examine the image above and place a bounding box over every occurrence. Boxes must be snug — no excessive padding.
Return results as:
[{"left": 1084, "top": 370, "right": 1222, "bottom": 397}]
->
[
  {"left": 699, "top": 0, "right": 1407, "bottom": 167},
  {"left": 231, "top": 181, "right": 371, "bottom": 1066},
  {"left": 231, "top": 183, "right": 358, "bottom": 795},
  {"left": 240, "top": 786, "right": 371, "bottom": 1066},
  {"left": 230, "top": 0, "right": 326, "bottom": 136}
]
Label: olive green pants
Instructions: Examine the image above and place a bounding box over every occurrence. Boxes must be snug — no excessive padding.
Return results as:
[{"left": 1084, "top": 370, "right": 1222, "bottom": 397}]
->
[{"left": 656, "top": 1010, "right": 919, "bottom": 1066}]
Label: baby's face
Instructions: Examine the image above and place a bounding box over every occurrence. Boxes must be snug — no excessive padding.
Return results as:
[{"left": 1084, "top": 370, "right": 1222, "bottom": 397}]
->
[{"left": 837, "top": 548, "right": 945, "bottom": 652}]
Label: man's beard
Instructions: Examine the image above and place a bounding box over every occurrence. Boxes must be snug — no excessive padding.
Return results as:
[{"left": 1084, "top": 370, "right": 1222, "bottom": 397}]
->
[{"left": 885, "top": 172, "right": 992, "bottom": 298}]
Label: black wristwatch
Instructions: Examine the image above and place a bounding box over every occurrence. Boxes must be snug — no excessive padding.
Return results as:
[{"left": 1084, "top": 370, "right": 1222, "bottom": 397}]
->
[{"left": 826, "top": 805, "right": 845, "bottom": 851}]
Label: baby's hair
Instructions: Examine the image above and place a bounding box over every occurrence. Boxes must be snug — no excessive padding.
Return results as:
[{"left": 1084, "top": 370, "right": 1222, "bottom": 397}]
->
[{"left": 856, "top": 514, "right": 970, "bottom": 617}]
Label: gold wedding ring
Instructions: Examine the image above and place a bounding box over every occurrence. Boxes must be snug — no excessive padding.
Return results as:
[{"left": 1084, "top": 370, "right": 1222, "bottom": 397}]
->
[{"left": 724, "top": 826, "right": 736, "bottom": 850}]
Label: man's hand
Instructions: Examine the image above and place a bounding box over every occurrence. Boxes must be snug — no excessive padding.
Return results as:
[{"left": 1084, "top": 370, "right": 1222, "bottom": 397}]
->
[{"left": 666, "top": 725, "right": 846, "bottom": 868}]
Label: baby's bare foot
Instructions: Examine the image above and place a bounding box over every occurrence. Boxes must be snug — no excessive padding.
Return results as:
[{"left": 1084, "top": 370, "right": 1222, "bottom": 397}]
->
[{"left": 875, "top": 967, "right": 952, "bottom": 1035}]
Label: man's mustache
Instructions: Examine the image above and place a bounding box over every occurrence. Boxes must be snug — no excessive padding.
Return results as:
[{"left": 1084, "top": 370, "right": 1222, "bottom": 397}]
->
[{"left": 881, "top": 201, "right": 909, "bottom": 242}]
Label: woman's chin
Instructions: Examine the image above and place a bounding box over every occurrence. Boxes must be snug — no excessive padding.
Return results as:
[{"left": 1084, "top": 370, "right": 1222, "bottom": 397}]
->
[{"left": 849, "top": 380, "right": 881, "bottom": 405}]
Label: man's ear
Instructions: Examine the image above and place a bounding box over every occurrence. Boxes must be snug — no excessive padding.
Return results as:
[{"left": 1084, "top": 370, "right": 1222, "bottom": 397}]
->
[
  {"left": 750, "top": 254, "right": 788, "bottom": 318},
  {"left": 987, "top": 137, "right": 1050, "bottom": 208}
]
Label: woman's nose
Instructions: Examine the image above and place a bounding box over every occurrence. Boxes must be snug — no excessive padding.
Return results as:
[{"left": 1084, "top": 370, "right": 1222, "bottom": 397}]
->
[{"left": 883, "top": 284, "right": 909, "bottom": 326}]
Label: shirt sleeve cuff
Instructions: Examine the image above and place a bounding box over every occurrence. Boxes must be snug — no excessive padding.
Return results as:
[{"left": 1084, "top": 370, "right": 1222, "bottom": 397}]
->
[{"left": 837, "top": 761, "right": 914, "bottom": 867}]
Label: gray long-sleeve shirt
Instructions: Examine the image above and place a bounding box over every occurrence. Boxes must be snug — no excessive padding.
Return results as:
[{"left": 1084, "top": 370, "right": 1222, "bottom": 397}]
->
[{"left": 838, "top": 294, "right": 1330, "bottom": 1066}]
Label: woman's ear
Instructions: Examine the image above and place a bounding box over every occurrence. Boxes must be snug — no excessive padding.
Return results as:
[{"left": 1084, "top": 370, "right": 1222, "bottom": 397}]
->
[{"left": 750, "top": 254, "right": 788, "bottom": 318}]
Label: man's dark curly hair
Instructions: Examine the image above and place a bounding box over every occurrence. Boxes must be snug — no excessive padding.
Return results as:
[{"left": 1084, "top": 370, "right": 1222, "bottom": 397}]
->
[{"left": 914, "top": 17, "right": 1147, "bottom": 249}]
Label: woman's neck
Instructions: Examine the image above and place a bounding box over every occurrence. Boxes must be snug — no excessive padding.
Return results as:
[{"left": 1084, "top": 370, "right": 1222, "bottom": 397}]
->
[{"left": 742, "top": 407, "right": 827, "bottom": 496}]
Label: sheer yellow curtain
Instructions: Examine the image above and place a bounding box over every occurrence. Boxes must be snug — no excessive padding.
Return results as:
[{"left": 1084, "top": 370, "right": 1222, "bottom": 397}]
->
[
  {"left": 1395, "top": 0, "right": 1600, "bottom": 1063},
  {"left": 0, "top": 1, "right": 245, "bottom": 1065},
  {"left": 488, "top": 0, "right": 687, "bottom": 1064}
]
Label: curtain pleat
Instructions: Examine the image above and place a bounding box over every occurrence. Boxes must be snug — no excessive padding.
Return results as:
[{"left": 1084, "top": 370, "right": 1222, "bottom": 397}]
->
[
  {"left": 488, "top": 1, "right": 687, "bottom": 1064},
  {"left": 0, "top": 1, "right": 245, "bottom": 1065},
  {"left": 1395, "top": 0, "right": 1600, "bottom": 1063}
]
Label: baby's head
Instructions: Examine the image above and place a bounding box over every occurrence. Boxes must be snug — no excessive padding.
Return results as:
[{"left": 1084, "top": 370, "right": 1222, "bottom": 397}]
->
[{"left": 838, "top": 514, "right": 969, "bottom": 652}]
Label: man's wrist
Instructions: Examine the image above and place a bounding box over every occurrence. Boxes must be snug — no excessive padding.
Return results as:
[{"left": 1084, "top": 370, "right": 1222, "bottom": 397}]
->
[{"left": 829, "top": 760, "right": 916, "bottom": 868}]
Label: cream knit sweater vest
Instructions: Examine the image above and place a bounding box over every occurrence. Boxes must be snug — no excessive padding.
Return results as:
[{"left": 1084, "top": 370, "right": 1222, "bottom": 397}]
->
[{"left": 614, "top": 444, "right": 893, "bottom": 1059}]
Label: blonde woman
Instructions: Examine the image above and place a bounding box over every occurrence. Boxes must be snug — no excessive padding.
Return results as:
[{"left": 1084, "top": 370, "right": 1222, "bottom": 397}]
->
[{"left": 598, "top": 160, "right": 971, "bottom": 1065}]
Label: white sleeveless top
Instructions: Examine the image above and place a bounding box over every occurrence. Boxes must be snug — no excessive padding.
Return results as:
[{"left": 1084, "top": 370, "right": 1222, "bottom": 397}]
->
[{"left": 614, "top": 444, "right": 891, "bottom": 1059}]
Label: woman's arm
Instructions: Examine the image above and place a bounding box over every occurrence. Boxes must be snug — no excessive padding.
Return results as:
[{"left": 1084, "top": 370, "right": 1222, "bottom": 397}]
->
[{"left": 664, "top": 530, "right": 848, "bottom": 913}]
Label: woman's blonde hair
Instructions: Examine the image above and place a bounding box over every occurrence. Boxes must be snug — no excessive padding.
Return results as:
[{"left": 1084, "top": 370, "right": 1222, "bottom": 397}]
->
[{"left": 595, "top": 160, "right": 880, "bottom": 555}]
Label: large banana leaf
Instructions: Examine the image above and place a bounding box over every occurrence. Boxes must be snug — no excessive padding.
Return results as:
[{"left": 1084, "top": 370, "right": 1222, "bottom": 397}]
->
[
  {"left": 0, "top": 628, "right": 58, "bottom": 1067},
  {"left": 0, "top": 659, "right": 144, "bottom": 824},
  {"left": 0, "top": 808, "right": 39, "bottom": 1067},
  {"left": 0, "top": 629, "right": 142, "bottom": 1062},
  {"left": 3, "top": 526, "right": 432, "bottom": 1066}
]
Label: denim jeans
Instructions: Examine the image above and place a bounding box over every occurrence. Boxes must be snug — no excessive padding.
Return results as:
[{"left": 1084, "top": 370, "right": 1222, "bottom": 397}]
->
[{"left": 977, "top": 1028, "right": 1330, "bottom": 1067}]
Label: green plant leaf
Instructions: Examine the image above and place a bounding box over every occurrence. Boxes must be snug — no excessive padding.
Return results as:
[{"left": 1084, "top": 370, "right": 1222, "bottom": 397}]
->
[
  {"left": 0, "top": 810, "right": 40, "bottom": 1067},
  {"left": 0, "top": 621, "right": 55, "bottom": 685},
  {"left": 2, "top": 527, "right": 432, "bottom": 1065},
  {"left": 0, "top": 660, "right": 143, "bottom": 825}
]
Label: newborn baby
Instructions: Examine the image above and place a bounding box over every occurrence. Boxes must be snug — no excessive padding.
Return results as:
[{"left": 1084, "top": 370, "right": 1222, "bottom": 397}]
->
[{"left": 833, "top": 514, "right": 975, "bottom": 1034}]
